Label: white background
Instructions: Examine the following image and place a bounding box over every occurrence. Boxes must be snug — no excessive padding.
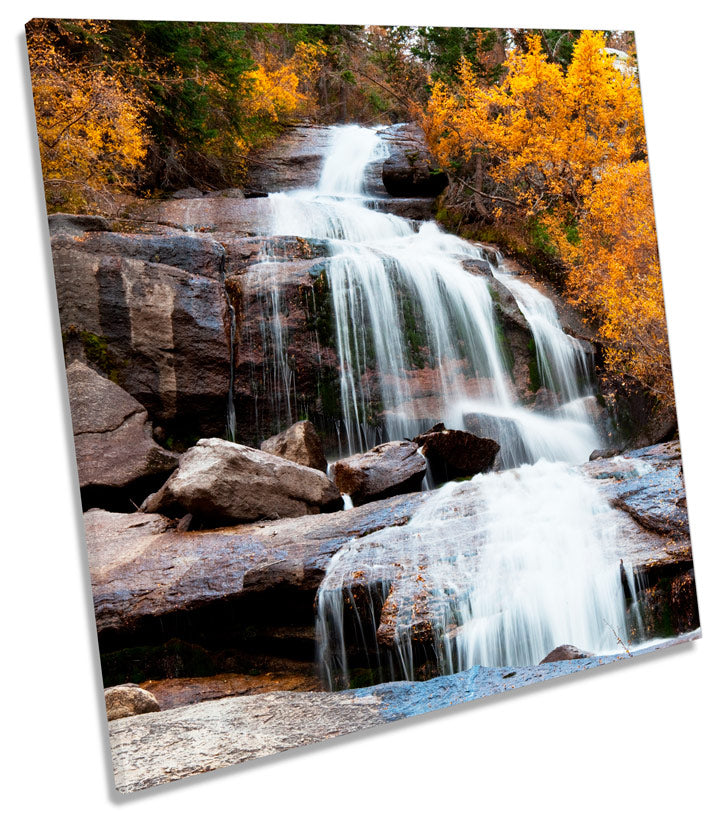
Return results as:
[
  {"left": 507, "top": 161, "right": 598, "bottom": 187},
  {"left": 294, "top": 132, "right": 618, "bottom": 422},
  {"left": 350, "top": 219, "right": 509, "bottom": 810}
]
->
[{"left": 3, "top": 2, "right": 717, "bottom": 816}]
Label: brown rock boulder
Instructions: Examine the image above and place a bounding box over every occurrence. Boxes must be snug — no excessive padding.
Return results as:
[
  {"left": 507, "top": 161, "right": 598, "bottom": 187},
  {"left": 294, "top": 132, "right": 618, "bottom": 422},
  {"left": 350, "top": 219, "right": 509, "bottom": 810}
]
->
[
  {"left": 332, "top": 441, "right": 427, "bottom": 506},
  {"left": 143, "top": 437, "right": 342, "bottom": 524},
  {"left": 105, "top": 683, "right": 161, "bottom": 721},
  {"left": 67, "top": 361, "right": 178, "bottom": 505},
  {"left": 414, "top": 424, "right": 499, "bottom": 481},
  {"left": 539, "top": 645, "right": 595, "bottom": 663},
  {"left": 261, "top": 421, "right": 328, "bottom": 472}
]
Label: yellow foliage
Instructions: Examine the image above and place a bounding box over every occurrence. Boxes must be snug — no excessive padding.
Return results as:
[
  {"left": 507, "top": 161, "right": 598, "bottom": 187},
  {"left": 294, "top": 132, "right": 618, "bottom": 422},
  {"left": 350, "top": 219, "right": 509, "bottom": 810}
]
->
[
  {"left": 27, "top": 20, "right": 148, "bottom": 209},
  {"left": 556, "top": 162, "right": 673, "bottom": 403},
  {"left": 424, "top": 30, "right": 671, "bottom": 403}
]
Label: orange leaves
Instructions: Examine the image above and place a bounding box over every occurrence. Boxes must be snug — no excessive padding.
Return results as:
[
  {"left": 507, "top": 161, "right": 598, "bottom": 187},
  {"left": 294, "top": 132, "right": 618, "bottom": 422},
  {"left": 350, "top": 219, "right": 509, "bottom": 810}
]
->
[
  {"left": 27, "top": 19, "right": 148, "bottom": 209},
  {"left": 423, "top": 30, "right": 646, "bottom": 217},
  {"left": 423, "top": 29, "right": 670, "bottom": 404},
  {"left": 561, "top": 162, "right": 672, "bottom": 403}
]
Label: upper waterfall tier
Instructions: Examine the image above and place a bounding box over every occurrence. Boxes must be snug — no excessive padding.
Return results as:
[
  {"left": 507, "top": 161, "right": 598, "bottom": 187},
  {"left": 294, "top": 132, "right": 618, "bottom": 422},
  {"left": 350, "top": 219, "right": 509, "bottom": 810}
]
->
[{"left": 245, "top": 124, "right": 602, "bottom": 461}]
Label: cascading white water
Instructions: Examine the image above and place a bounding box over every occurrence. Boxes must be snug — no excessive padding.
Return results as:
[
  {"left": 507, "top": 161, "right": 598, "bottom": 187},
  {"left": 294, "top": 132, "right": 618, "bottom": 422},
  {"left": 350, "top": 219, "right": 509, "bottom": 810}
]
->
[
  {"left": 243, "top": 123, "right": 638, "bottom": 688},
  {"left": 317, "top": 460, "right": 642, "bottom": 688},
  {"left": 268, "top": 125, "right": 599, "bottom": 459}
]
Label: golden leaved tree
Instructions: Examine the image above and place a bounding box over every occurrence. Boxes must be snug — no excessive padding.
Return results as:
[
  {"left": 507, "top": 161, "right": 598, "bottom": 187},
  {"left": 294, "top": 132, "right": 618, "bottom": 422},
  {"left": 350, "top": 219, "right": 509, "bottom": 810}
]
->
[
  {"left": 27, "top": 20, "right": 148, "bottom": 210},
  {"left": 423, "top": 30, "right": 672, "bottom": 404}
]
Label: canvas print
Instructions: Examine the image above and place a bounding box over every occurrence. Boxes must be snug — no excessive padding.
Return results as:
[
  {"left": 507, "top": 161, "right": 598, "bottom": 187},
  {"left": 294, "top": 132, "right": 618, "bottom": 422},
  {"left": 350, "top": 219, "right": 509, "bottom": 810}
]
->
[{"left": 27, "top": 20, "right": 701, "bottom": 792}]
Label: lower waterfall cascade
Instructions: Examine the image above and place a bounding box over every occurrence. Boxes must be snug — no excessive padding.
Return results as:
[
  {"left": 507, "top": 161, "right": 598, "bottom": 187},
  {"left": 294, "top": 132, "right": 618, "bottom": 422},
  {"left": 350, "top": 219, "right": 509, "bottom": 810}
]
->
[{"left": 238, "top": 124, "right": 645, "bottom": 689}]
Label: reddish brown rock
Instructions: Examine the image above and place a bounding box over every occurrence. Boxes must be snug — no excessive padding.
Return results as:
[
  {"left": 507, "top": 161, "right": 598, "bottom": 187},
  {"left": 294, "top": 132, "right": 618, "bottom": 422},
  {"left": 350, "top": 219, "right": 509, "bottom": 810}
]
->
[
  {"left": 414, "top": 424, "right": 499, "bottom": 480},
  {"left": 67, "top": 361, "right": 178, "bottom": 501},
  {"left": 261, "top": 420, "right": 328, "bottom": 472},
  {"left": 539, "top": 645, "right": 595, "bottom": 664},
  {"left": 332, "top": 441, "right": 427, "bottom": 506}
]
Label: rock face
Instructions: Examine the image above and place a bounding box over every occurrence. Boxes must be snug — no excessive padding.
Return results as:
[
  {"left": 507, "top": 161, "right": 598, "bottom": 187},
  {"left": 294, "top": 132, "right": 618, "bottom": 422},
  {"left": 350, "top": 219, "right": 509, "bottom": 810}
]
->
[
  {"left": 414, "top": 424, "right": 500, "bottom": 480},
  {"left": 108, "top": 690, "right": 385, "bottom": 792},
  {"left": 377, "top": 123, "right": 449, "bottom": 198},
  {"left": 87, "top": 493, "right": 423, "bottom": 634},
  {"left": 332, "top": 441, "right": 427, "bottom": 505},
  {"left": 582, "top": 441, "right": 689, "bottom": 539},
  {"left": 52, "top": 226, "right": 231, "bottom": 442},
  {"left": 261, "top": 421, "right": 328, "bottom": 472},
  {"left": 143, "top": 438, "right": 342, "bottom": 524},
  {"left": 539, "top": 645, "right": 595, "bottom": 663},
  {"left": 245, "top": 124, "right": 335, "bottom": 193},
  {"left": 105, "top": 683, "right": 160, "bottom": 721},
  {"left": 67, "top": 361, "right": 177, "bottom": 506}
]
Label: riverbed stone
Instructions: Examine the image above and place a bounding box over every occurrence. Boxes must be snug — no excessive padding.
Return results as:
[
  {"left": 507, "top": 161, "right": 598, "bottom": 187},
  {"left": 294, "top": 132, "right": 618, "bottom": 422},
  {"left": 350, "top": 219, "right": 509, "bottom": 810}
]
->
[
  {"left": 332, "top": 441, "right": 427, "bottom": 505},
  {"left": 539, "top": 645, "right": 595, "bottom": 663},
  {"left": 142, "top": 437, "right": 342, "bottom": 524},
  {"left": 105, "top": 683, "right": 161, "bottom": 721}
]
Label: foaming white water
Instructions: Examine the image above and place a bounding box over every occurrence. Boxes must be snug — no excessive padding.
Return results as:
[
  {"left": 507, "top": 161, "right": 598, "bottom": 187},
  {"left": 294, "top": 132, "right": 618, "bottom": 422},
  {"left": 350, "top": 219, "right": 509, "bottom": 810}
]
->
[
  {"left": 317, "top": 460, "right": 639, "bottom": 687},
  {"left": 238, "top": 124, "right": 637, "bottom": 687},
  {"left": 318, "top": 124, "right": 387, "bottom": 196}
]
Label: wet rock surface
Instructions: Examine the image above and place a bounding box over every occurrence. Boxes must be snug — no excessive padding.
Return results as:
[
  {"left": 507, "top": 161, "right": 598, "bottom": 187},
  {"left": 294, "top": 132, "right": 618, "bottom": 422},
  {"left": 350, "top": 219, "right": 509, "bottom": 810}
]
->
[
  {"left": 107, "top": 632, "right": 698, "bottom": 792},
  {"left": 332, "top": 441, "right": 427, "bottom": 505},
  {"left": 87, "top": 491, "right": 423, "bottom": 633},
  {"left": 261, "top": 420, "right": 328, "bottom": 472},
  {"left": 581, "top": 441, "right": 690, "bottom": 541},
  {"left": 142, "top": 437, "right": 341, "bottom": 524},
  {"left": 414, "top": 424, "right": 500, "bottom": 480}
]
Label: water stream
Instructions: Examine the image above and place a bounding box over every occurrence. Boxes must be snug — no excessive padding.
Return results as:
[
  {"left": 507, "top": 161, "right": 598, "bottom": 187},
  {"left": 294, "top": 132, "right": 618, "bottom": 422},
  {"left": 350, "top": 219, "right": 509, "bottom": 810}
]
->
[{"left": 243, "top": 124, "right": 641, "bottom": 688}]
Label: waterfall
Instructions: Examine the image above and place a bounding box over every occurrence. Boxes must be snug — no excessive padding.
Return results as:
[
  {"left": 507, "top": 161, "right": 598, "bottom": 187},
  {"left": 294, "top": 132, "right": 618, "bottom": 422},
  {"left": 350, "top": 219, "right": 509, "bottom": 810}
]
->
[
  {"left": 242, "top": 123, "right": 639, "bottom": 688},
  {"left": 268, "top": 126, "right": 599, "bottom": 460},
  {"left": 317, "top": 460, "right": 642, "bottom": 689}
]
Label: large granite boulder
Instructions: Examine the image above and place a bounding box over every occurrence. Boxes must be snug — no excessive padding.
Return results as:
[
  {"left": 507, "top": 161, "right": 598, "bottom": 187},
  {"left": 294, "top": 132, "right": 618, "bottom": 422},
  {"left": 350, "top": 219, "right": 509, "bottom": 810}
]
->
[
  {"left": 261, "top": 421, "right": 328, "bottom": 472},
  {"left": 414, "top": 424, "right": 500, "bottom": 480},
  {"left": 142, "top": 438, "right": 342, "bottom": 524},
  {"left": 67, "top": 361, "right": 177, "bottom": 503},
  {"left": 52, "top": 230, "right": 225, "bottom": 279},
  {"left": 105, "top": 683, "right": 161, "bottom": 721},
  {"left": 332, "top": 441, "right": 427, "bottom": 506}
]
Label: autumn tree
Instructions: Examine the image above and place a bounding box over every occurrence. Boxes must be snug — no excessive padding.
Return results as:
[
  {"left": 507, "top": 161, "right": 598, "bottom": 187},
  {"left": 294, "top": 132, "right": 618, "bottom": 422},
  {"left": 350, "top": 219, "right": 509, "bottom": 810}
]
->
[
  {"left": 27, "top": 19, "right": 148, "bottom": 210},
  {"left": 422, "top": 30, "right": 671, "bottom": 404}
]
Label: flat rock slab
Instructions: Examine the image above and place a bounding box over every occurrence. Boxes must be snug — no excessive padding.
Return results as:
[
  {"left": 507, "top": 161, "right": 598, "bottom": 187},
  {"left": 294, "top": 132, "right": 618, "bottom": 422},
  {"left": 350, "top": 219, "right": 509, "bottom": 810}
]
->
[
  {"left": 141, "top": 671, "right": 320, "bottom": 710},
  {"left": 88, "top": 492, "right": 424, "bottom": 633},
  {"left": 108, "top": 632, "right": 698, "bottom": 792},
  {"left": 109, "top": 689, "right": 385, "bottom": 793},
  {"left": 581, "top": 441, "right": 691, "bottom": 549}
]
